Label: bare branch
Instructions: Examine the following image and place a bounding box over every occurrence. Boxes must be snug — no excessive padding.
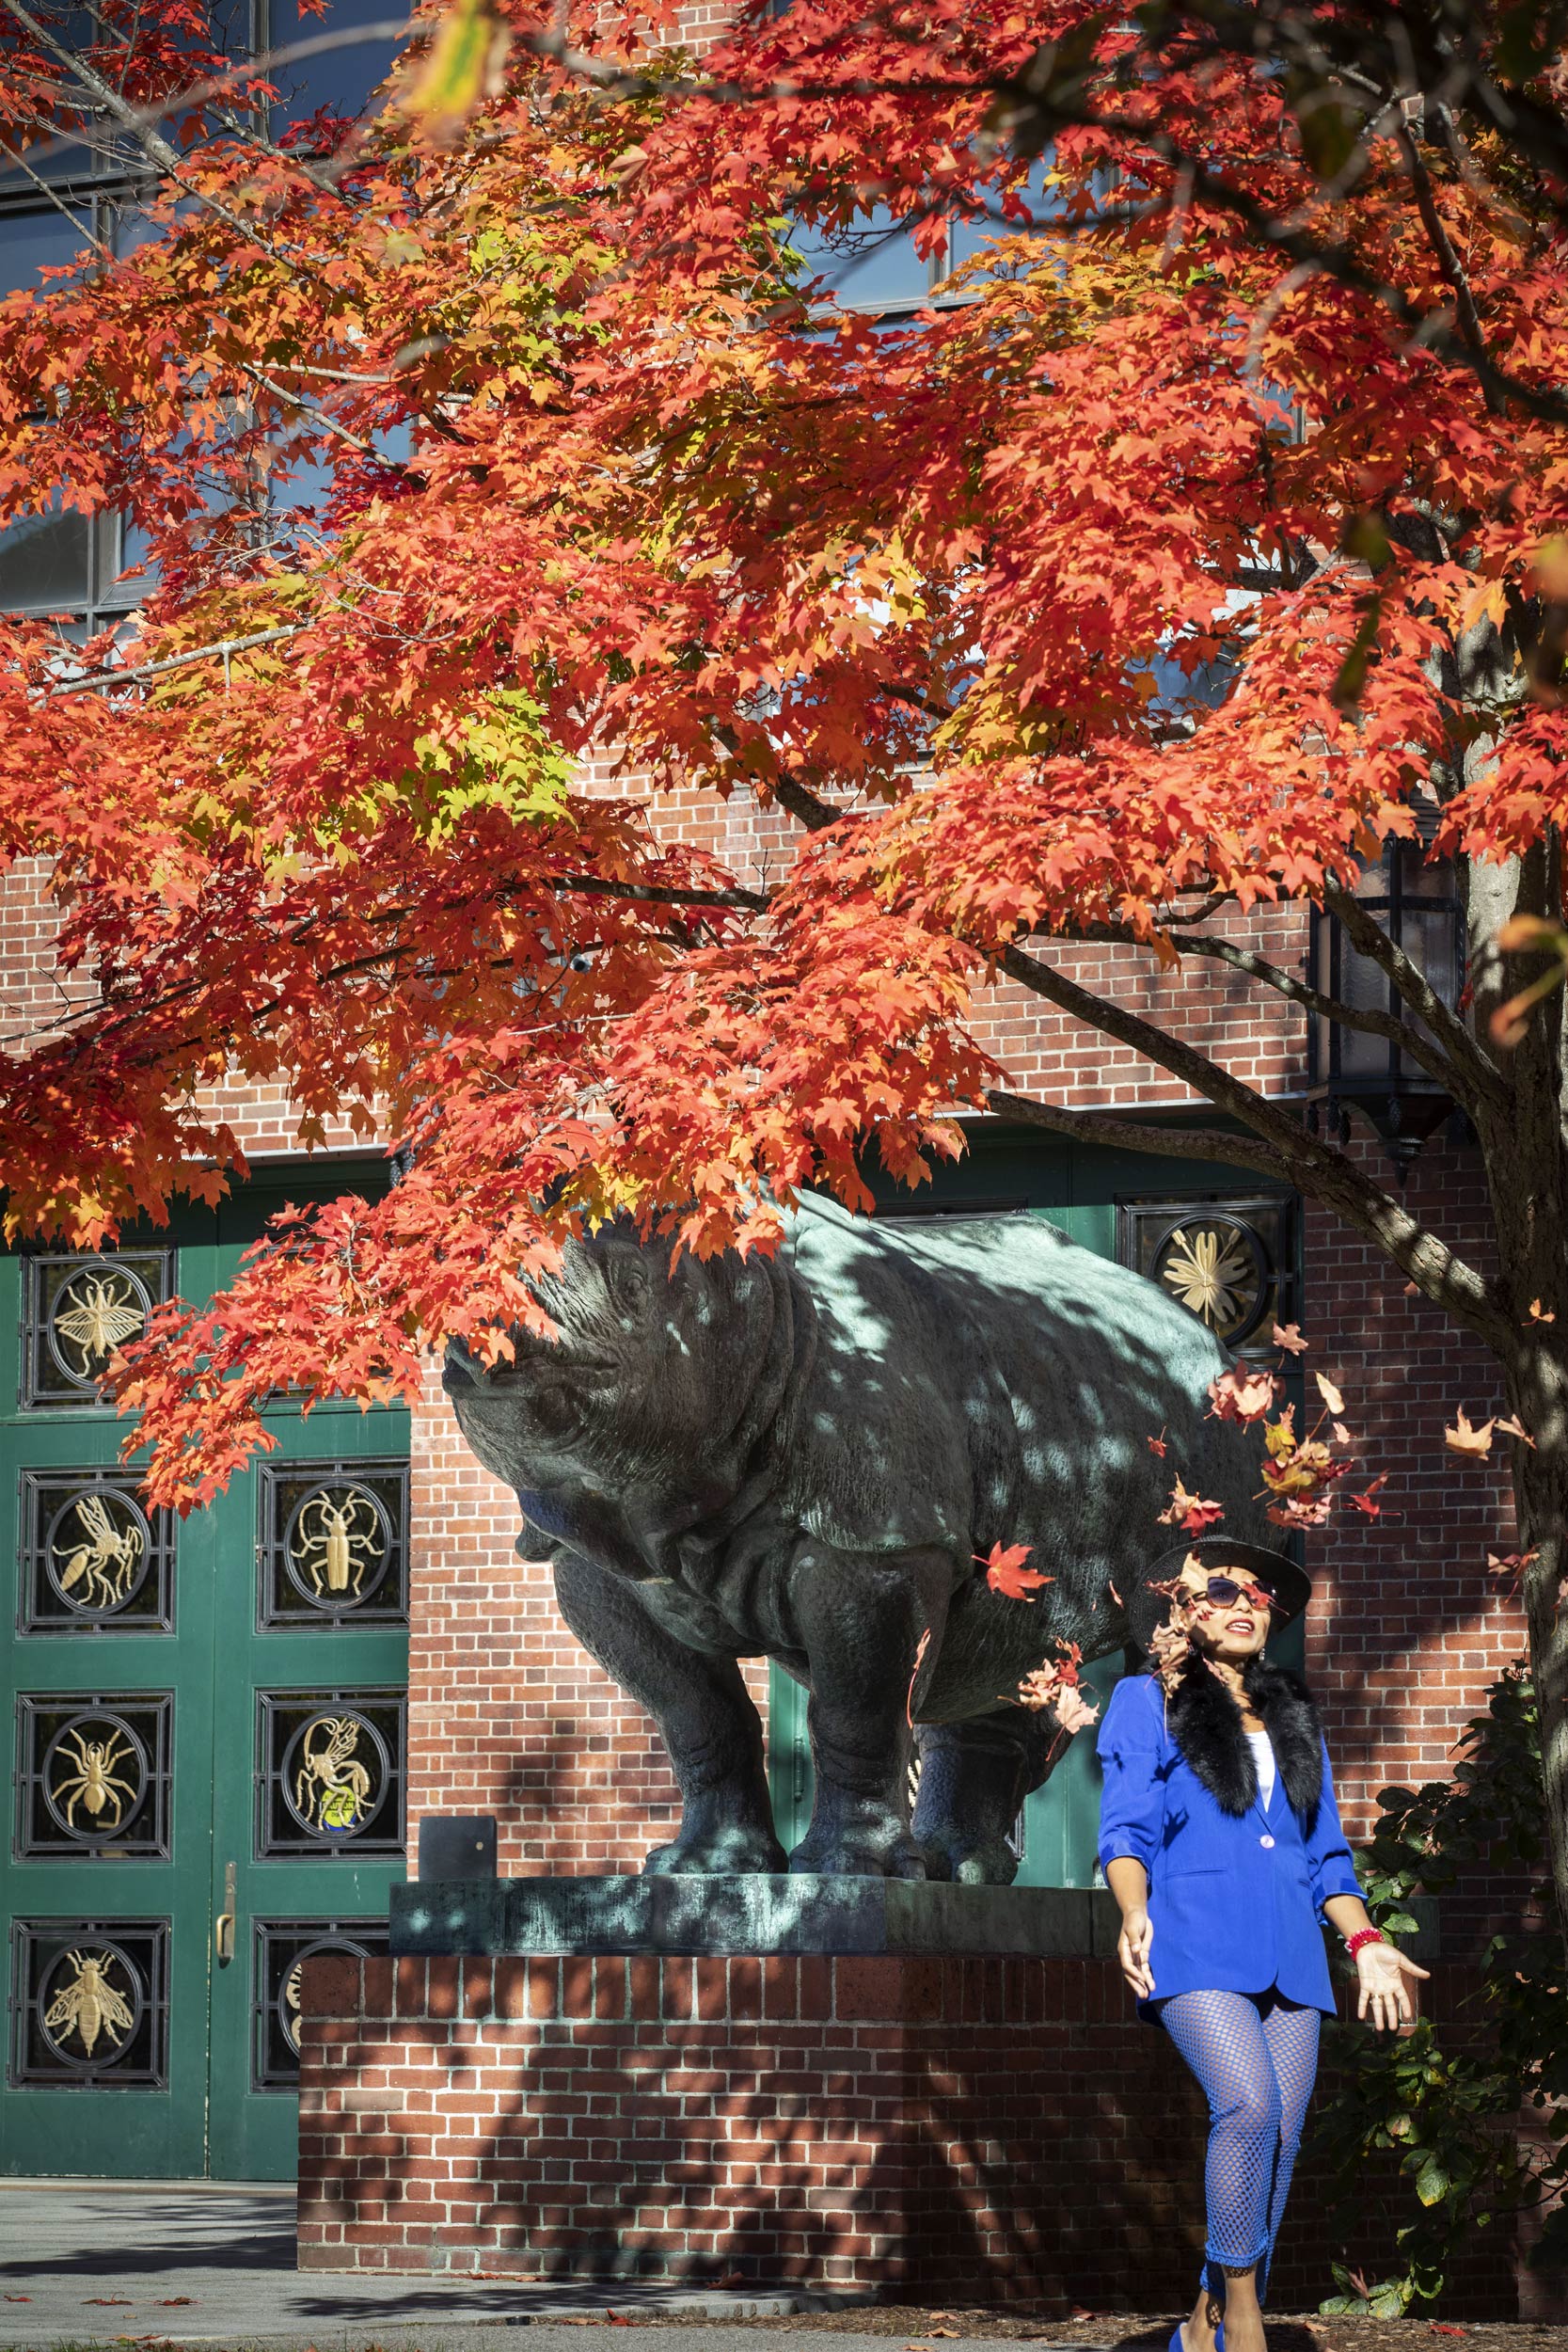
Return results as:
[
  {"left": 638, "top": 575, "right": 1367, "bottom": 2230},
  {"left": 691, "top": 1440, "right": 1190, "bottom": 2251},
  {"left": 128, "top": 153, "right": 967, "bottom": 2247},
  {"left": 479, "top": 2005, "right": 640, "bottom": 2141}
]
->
[
  {"left": 997, "top": 942, "right": 1509, "bottom": 1347},
  {"left": 1164, "top": 927, "right": 1501, "bottom": 1110},
  {"left": 1323, "top": 879, "right": 1503, "bottom": 1103},
  {"left": 987, "top": 1088, "right": 1296, "bottom": 1184}
]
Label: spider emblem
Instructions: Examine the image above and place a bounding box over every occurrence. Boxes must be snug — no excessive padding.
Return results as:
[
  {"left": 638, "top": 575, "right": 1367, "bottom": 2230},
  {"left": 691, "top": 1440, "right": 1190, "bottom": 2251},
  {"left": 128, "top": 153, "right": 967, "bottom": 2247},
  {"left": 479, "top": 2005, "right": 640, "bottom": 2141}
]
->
[
  {"left": 51, "top": 1268, "right": 148, "bottom": 1380},
  {"left": 50, "top": 1724, "right": 140, "bottom": 1834},
  {"left": 42, "top": 1949, "right": 135, "bottom": 2059},
  {"left": 289, "top": 1486, "right": 384, "bottom": 1600},
  {"left": 294, "top": 1715, "right": 375, "bottom": 1833},
  {"left": 54, "top": 1492, "right": 145, "bottom": 1611}
]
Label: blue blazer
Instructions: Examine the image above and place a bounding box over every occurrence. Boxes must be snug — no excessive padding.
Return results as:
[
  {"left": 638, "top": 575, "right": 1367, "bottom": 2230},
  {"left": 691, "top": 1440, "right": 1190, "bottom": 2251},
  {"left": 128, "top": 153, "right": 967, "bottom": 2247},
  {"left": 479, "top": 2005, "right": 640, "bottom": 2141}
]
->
[{"left": 1096, "top": 1670, "right": 1362, "bottom": 2015}]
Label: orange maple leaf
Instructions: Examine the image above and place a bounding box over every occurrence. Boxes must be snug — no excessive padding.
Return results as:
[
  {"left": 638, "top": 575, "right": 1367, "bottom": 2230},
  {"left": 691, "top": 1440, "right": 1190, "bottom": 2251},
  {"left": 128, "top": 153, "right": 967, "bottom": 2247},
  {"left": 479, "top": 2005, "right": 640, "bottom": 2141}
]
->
[
  {"left": 1158, "top": 1480, "right": 1225, "bottom": 1534},
  {"left": 1444, "top": 1411, "right": 1496, "bottom": 1458},
  {"left": 1208, "top": 1364, "right": 1279, "bottom": 1422},
  {"left": 1497, "top": 1412, "right": 1537, "bottom": 1449},
  {"left": 1527, "top": 1298, "right": 1557, "bottom": 1325},
  {"left": 1347, "top": 1476, "right": 1389, "bottom": 1517},
  {"left": 1146, "top": 1427, "right": 1168, "bottom": 1457},
  {"left": 906, "top": 1624, "right": 932, "bottom": 1727},
  {"left": 978, "top": 1541, "right": 1052, "bottom": 1600},
  {"left": 1272, "top": 1322, "right": 1309, "bottom": 1355}
]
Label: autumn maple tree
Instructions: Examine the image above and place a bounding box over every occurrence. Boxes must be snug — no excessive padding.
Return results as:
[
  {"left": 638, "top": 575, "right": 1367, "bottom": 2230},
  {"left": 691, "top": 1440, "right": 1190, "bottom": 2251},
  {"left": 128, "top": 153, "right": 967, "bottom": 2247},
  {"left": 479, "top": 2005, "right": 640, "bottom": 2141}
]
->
[{"left": 3, "top": 0, "right": 1568, "bottom": 1929}]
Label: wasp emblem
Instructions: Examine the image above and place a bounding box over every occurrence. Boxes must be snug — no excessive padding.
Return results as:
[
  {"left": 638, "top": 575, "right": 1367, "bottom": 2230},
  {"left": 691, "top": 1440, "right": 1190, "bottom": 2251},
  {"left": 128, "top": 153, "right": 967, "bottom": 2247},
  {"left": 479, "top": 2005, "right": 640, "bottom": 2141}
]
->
[
  {"left": 54, "top": 1492, "right": 145, "bottom": 1611},
  {"left": 294, "top": 1716, "right": 375, "bottom": 1833},
  {"left": 290, "top": 1487, "right": 384, "bottom": 1600},
  {"left": 42, "top": 1949, "right": 135, "bottom": 2059},
  {"left": 50, "top": 1724, "right": 140, "bottom": 1834},
  {"left": 52, "top": 1269, "right": 147, "bottom": 1380}
]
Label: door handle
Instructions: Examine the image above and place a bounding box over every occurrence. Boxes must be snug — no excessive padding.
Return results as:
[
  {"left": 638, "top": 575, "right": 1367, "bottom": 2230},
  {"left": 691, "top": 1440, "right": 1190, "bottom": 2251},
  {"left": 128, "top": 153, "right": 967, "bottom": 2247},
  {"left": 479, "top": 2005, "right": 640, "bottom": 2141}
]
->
[{"left": 214, "top": 1858, "right": 236, "bottom": 1964}]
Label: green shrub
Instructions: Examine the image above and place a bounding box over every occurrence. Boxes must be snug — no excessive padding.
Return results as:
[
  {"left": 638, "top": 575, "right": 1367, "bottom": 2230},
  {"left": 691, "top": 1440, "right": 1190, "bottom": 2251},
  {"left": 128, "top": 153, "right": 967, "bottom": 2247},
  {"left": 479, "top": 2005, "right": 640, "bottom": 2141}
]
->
[{"left": 1313, "top": 1663, "right": 1567, "bottom": 2315}]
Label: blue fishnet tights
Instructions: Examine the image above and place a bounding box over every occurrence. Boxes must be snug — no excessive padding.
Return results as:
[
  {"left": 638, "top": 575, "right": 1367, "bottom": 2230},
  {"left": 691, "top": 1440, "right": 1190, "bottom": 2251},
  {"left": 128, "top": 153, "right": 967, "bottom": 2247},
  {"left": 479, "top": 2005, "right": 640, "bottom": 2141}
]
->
[{"left": 1157, "top": 1989, "right": 1321, "bottom": 2305}]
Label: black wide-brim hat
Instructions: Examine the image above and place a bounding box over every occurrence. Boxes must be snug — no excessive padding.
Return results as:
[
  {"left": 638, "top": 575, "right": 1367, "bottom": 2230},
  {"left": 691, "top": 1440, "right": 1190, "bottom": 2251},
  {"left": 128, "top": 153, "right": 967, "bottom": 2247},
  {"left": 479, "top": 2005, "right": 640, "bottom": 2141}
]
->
[{"left": 1127, "top": 1536, "right": 1312, "bottom": 1653}]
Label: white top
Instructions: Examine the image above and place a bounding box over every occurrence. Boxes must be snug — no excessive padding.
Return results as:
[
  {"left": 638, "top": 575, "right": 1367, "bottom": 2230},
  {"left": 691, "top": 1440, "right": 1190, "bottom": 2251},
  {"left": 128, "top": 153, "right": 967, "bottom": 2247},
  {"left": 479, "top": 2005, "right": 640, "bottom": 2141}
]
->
[{"left": 1246, "top": 1728, "right": 1276, "bottom": 1808}]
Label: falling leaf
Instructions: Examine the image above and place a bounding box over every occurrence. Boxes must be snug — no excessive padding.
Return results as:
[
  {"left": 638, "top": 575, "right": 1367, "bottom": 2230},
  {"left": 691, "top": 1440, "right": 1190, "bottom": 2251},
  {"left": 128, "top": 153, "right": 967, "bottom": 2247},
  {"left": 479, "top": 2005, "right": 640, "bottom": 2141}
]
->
[
  {"left": 1348, "top": 1476, "right": 1389, "bottom": 1517},
  {"left": 1208, "top": 1364, "right": 1279, "bottom": 1422},
  {"left": 1146, "top": 1427, "right": 1168, "bottom": 1457},
  {"left": 906, "top": 1624, "right": 932, "bottom": 1727},
  {"left": 1527, "top": 1297, "right": 1557, "bottom": 1324},
  {"left": 402, "top": 0, "right": 512, "bottom": 135},
  {"left": 1272, "top": 1321, "right": 1309, "bottom": 1355},
  {"left": 1497, "top": 1412, "right": 1537, "bottom": 1448},
  {"left": 979, "top": 1540, "right": 1052, "bottom": 1600},
  {"left": 1332, "top": 1421, "right": 1355, "bottom": 1446},
  {"left": 3, "top": 2296, "right": 31, "bottom": 2302},
  {"left": 1158, "top": 1479, "right": 1225, "bottom": 1534},
  {"left": 158, "top": 2299, "right": 196, "bottom": 2308},
  {"left": 1444, "top": 1411, "right": 1496, "bottom": 1458},
  {"left": 1314, "top": 1369, "right": 1345, "bottom": 1416},
  {"left": 1403, "top": 1280, "right": 1420, "bottom": 1295}
]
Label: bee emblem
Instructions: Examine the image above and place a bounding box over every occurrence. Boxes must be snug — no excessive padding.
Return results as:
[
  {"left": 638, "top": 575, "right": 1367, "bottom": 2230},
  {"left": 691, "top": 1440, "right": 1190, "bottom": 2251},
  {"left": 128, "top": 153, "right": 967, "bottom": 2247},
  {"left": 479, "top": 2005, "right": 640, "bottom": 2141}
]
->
[
  {"left": 49, "top": 1723, "right": 141, "bottom": 1835},
  {"left": 53, "top": 1492, "right": 146, "bottom": 1612},
  {"left": 50, "top": 1267, "right": 149, "bottom": 1383},
  {"left": 289, "top": 1486, "right": 385, "bottom": 1602},
  {"left": 42, "top": 1948, "right": 135, "bottom": 2059},
  {"left": 294, "top": 1715, "right": 375, "bottom": 1834}
]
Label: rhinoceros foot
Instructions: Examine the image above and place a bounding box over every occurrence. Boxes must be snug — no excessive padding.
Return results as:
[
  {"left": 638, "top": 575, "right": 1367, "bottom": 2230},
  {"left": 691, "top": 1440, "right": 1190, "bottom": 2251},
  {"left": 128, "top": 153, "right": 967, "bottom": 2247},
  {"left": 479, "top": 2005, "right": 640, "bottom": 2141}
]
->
[
  {"left": 642, "top": 1822, "right": 788, "bottom": 1876},
  {"left": 922, "top": 1833, "right": 1022, "bottom": 1888},
  {"left": 787, "top": 1817, "right": 928, "bottom": 1881}
]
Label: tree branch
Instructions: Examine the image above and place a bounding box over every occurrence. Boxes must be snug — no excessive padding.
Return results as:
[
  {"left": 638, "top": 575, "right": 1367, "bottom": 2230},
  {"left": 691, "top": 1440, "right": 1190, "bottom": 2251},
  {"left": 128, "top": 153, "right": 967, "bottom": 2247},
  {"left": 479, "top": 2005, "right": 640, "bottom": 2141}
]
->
[
  {"left": 987, "top": 1088, "right": 1297, "bottom": 1183},
  {"left": 1322, "top": 879, "right": 1503, "bottom": 1104},
  {"left": 1163, "top": 926, "right": 1500, "bottom": 1110},
  {"left": 997, "top": 942, "right": 1510, "bottom": 1348}
]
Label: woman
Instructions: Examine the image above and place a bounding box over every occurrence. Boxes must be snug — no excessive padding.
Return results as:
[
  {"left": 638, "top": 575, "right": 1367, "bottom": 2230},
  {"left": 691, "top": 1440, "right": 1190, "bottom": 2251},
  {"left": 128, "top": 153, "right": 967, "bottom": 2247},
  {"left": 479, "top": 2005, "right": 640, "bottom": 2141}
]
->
[{"left": 1097, "top": 1536, "right": 1429, "bottom": 2352}]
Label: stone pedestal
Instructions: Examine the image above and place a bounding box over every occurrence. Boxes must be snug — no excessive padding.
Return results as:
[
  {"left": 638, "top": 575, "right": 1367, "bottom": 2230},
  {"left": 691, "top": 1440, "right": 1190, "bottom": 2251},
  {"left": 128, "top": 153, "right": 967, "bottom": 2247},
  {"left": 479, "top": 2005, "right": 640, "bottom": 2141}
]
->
[{"left": 293, "top": 1877, "right": 1509, "bottom": 2309}]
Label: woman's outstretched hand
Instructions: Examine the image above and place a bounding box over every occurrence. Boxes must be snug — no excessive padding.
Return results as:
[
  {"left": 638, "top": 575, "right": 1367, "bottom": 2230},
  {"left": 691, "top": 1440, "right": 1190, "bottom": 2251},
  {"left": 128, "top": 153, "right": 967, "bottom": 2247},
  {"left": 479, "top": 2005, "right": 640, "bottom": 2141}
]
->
[
  {"left": 1117, "top": 1904, "right": 1156, "bottom": 2000},
  {"left": 1356, "top": 1940, "right": 1430, "bottom": 2033}
]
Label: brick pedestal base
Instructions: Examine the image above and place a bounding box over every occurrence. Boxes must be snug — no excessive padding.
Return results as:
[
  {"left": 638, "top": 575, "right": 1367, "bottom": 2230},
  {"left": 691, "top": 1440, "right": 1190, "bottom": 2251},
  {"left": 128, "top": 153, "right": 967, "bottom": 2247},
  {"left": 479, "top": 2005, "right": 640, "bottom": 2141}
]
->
[{"left": 296, "top": 1951, "right": 1515, "bottom": 2311}]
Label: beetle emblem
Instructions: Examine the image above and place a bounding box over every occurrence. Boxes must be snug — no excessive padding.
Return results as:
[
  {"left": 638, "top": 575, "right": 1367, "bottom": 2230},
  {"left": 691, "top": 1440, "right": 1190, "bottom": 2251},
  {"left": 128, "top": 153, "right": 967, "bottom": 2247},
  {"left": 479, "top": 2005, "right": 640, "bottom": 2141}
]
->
[{"left": 289, "top": 1486, "right": 384, "bottom": 1600}]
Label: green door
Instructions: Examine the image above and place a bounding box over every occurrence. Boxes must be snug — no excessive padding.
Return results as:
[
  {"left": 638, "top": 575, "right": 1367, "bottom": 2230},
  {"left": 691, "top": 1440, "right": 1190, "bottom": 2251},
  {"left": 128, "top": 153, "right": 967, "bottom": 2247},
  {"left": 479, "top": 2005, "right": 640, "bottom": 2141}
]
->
[
  {"left": 0, "top": 1168, "right": 408, "bottom": 2180},
  {"left": 768, "top": 1125, "right": 1304, "bottom": 1879}
]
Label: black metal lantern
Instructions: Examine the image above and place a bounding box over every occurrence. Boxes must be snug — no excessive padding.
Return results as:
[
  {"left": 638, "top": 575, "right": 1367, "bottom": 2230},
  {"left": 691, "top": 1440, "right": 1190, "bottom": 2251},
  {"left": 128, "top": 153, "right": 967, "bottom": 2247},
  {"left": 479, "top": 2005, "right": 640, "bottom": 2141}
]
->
[{"left": 1305, "top": 833, "right": 1466, "bottom": 1174}]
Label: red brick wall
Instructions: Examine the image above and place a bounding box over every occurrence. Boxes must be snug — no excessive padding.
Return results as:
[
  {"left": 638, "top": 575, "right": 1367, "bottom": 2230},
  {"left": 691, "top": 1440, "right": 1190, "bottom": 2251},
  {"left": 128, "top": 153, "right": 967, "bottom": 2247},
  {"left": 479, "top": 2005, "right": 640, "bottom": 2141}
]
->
[{"left": 296, "top": 1949, "right": 1517, "bottom": 2313}]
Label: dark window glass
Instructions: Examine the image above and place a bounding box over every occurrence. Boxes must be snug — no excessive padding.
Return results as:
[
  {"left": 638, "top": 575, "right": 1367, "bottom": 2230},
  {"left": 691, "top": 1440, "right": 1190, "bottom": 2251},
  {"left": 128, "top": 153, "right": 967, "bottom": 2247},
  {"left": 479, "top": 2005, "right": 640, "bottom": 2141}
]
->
[
  {"left": 0, "top": 208, "right": 94, "bottom": 297},
  {"left": 0, "top": 500, "right": 92, "bottom": 611},
  {"left": 263, "top": 0, "right": 404, "bottom": 133}
]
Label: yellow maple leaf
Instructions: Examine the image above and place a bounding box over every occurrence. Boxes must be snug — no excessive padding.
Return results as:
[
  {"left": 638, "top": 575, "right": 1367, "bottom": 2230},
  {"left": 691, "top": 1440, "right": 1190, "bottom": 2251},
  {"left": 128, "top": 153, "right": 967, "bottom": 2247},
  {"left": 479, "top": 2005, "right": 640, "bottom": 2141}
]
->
[{"left": 1443, "top": 1410, "right": 1496, "bottom": 1459}]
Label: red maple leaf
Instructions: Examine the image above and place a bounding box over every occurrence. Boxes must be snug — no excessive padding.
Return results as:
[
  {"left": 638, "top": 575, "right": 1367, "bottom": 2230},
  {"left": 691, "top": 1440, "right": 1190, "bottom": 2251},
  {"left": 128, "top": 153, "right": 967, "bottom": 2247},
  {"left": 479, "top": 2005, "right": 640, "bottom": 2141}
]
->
[{"left": 978, "top": 1541, "right": 1053, "bottom": 1600}]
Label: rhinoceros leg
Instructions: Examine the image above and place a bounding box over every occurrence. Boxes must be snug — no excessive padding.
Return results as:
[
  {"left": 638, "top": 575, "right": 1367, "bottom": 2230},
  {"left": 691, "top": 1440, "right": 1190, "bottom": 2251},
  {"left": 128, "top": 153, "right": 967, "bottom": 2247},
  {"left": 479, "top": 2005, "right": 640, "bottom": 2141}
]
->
[
  {"left": 785, "top": 1544, "right": 953, "bottom": 1880},
  {"left": 911, "top": 1712, "right": 1059, "bottom": 1886},
  {"left": 552, "top": 1550, "right": 787, "bottom": 1875}
]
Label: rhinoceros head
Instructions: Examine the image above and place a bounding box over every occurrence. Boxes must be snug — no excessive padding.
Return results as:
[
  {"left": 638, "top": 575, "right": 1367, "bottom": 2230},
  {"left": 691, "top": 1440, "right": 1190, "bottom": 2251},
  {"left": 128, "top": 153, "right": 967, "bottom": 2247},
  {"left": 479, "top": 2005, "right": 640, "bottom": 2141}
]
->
[{"left": 441, "top": 1223, "right": 794, "bottom": 1575}]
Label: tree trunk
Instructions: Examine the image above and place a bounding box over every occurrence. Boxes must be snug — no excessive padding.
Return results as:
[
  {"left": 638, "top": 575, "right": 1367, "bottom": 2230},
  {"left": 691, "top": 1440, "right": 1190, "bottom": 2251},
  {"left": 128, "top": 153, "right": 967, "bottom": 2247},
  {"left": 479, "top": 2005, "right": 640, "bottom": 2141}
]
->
[{"left": 1507, "top": 1387, "right": 1568, "bottom": 1952}]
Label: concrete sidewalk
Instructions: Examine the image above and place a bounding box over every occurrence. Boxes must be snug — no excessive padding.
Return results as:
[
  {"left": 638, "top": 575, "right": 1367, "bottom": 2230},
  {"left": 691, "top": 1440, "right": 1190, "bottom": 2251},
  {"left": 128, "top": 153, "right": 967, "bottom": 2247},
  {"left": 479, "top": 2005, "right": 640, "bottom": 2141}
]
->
[{"left": 0, "top": 2182, "right": 1085, "bottom": 2351}]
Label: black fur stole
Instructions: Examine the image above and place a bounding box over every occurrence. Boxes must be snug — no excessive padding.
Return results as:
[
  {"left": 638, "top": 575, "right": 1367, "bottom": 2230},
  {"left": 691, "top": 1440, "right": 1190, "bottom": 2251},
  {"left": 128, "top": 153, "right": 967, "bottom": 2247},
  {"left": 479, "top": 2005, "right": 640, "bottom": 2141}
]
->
[{"left": 1164, "top": 1654, "right": 1324, "bottom": 1826}]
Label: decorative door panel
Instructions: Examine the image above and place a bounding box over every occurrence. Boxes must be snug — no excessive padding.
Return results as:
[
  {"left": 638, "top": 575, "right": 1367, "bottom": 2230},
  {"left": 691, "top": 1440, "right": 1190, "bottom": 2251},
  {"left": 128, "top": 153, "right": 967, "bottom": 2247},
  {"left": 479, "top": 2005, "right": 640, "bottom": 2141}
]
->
[{"left": 0, "top": 1169, "right": 409, "bottom": 2182}]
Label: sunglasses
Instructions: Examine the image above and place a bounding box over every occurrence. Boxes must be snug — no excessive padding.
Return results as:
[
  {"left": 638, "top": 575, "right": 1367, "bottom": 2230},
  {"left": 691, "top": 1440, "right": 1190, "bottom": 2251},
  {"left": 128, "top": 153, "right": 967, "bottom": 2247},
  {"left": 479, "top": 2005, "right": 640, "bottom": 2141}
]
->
[{"left": 1179, "top": 1574, "right": 1275, "bottom": 1613}]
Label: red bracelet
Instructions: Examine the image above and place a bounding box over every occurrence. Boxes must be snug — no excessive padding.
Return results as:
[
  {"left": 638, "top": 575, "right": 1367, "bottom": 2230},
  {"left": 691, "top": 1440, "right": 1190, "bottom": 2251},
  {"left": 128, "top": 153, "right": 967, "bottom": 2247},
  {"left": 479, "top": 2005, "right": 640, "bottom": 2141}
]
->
[{"left": 1345, "top": 1928, "right": 1386, "bottom": 1958}]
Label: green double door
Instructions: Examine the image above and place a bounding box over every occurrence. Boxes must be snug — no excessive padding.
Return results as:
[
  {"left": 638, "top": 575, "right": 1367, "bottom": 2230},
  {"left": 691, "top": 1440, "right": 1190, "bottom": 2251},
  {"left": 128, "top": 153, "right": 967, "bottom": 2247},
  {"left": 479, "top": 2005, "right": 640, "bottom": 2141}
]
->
[{"left": 0, "top": 1170, "right": 408, "bottom": 2179}]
